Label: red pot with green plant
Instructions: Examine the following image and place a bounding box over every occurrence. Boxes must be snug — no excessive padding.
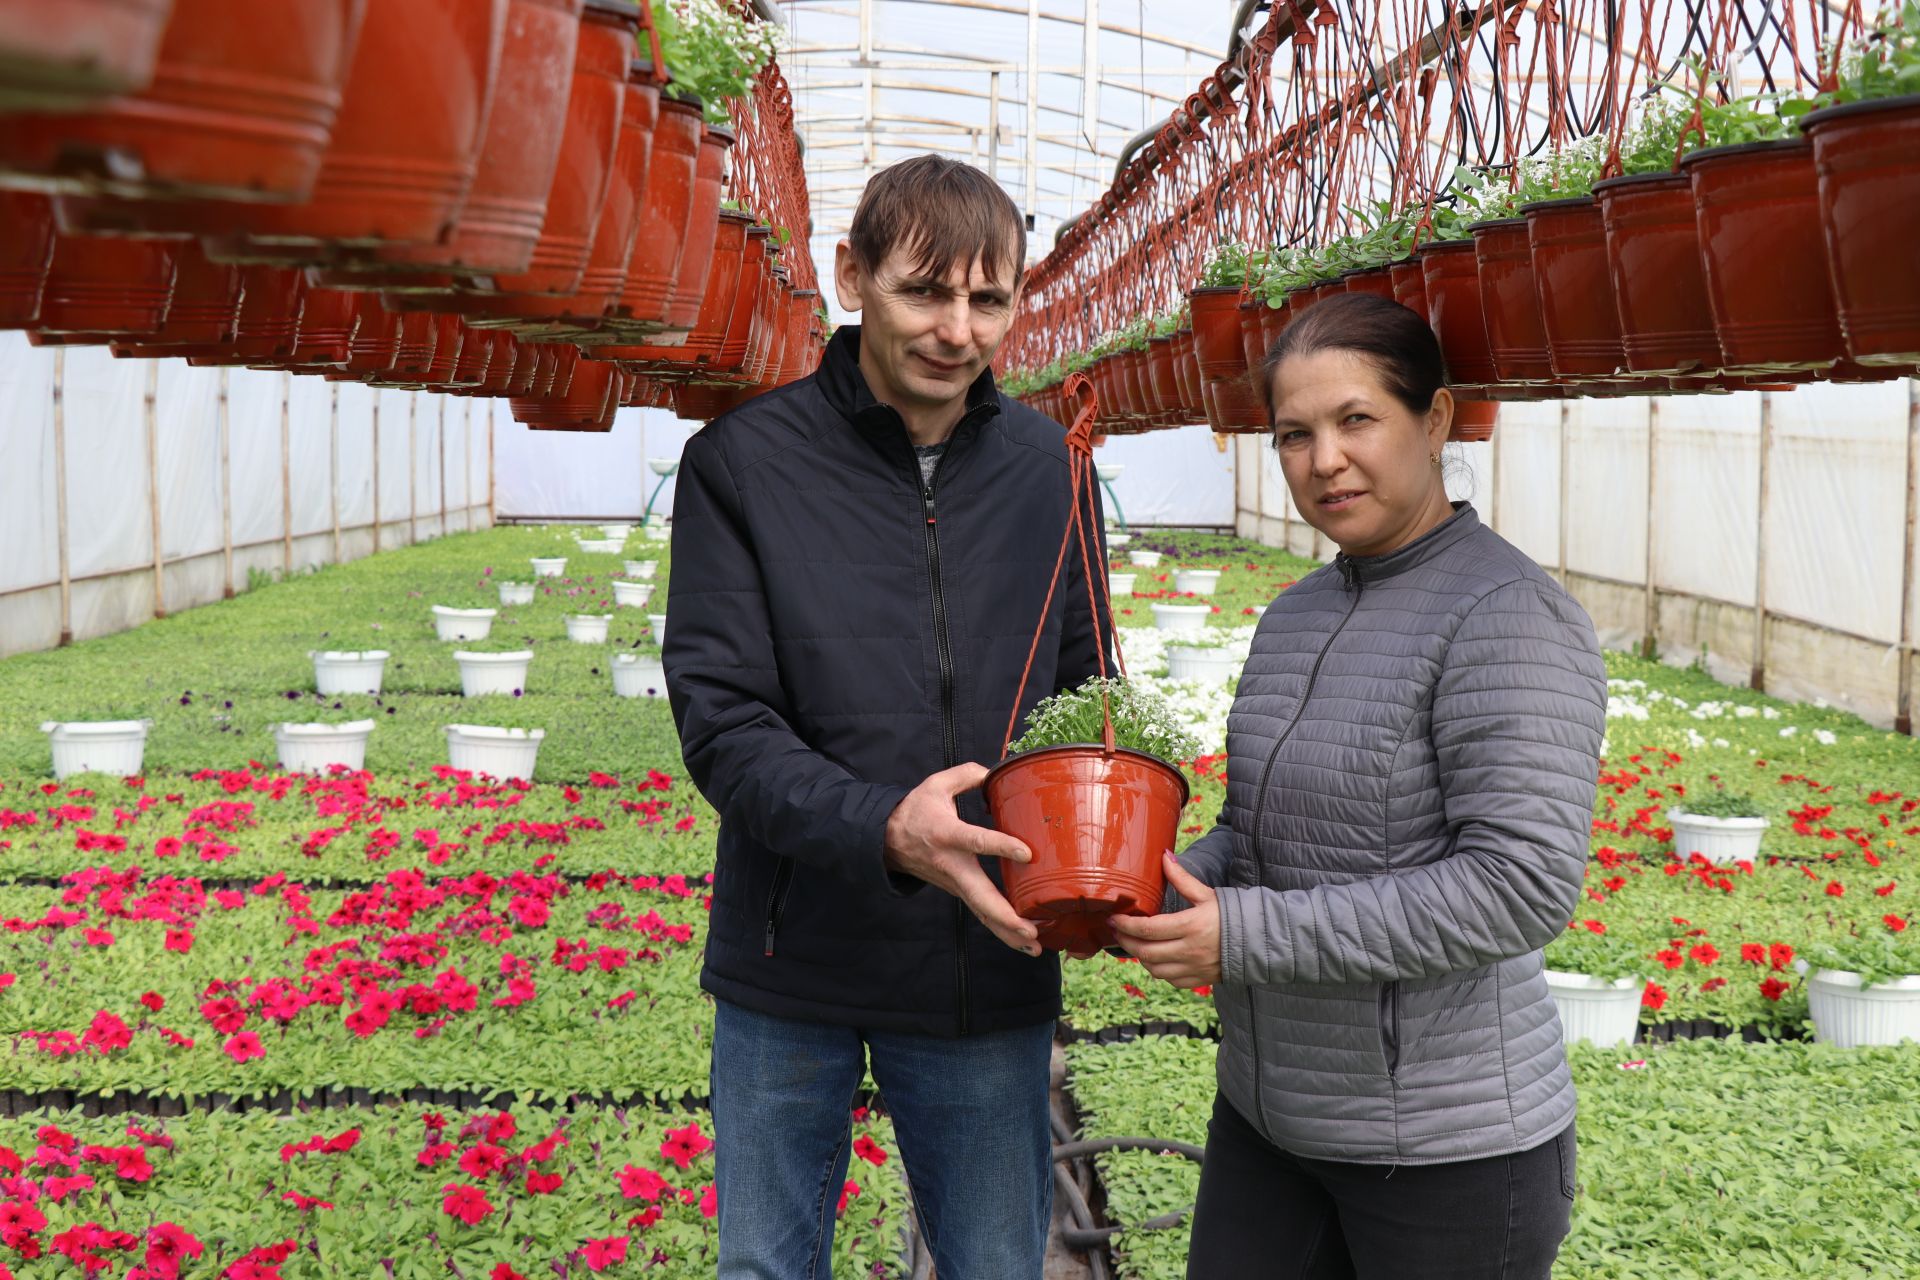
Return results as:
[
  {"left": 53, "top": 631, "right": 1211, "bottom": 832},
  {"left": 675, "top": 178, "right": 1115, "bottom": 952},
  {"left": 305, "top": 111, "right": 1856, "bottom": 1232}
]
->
[
  {"left": 1470, "top": 217, "right": 1553, "bottom": 383},
  {"left": 0, "top": 193, "right": 56, "bottom": 329},
  {"left": 1683, "top": 138, "right": 1845, "bottom": 372},
  {"left": 1147, "top": 336, "right": 1180, "bottom": 417},
  {"left": 1172, "top": 329, "right": 1202, "bottom": 417},
  {"left": 1419, "top": 239, "right": 1497, "bottom": 385},
  {"left": 1593, "top": 172, "right": 1725, "bottom": 375},
  {"left": 1256, "top": 300, "right": 1286, "bottom": 358},
  {"left": 106, "top": 241, "right": 243, "bottom": 356},
  {"left": 1450, "top": 399, "right": 1499, "bottom": 442},
  {"left": 1802, "top": 94, "right": 1920, "bottom": 366},
  {"left": 662, "top": 126, "right": 733, "bottom": 333},
  {"left": 1523, "top": 196, "right": 1628, "bottom": 379},
  {"left": 1189, "top": 285, "right": 1246, "bottom": 381},
  {"left": 988, "top": 677, "right": 1194, "bottom": 952},
  {"left": 2, "top": 0, "right": 364, "bottom": 218},
  {"left": 1343, "top": 266, "right": 1396, "bottom": 300},
  {"left": 613, "top": 92, "right": 704, "bottom": 329},
  {"left": 1389, "top": 254, "right": 1428, "bottom": 317},
  {"left": 0, "top": 0, "right": 173, "bottom": 112}
]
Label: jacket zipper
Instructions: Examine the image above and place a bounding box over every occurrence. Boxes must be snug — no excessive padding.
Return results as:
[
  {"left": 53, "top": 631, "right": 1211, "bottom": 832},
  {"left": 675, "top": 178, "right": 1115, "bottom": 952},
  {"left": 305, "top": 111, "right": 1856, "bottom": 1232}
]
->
[
  {"left": 763, "top": 856, "right": 794, "bottom": 957},
  {"left": 1244, "top": 558, "right": 1366, "bottom": 1132},
  {"left": 1379, "top": 980, "right": 1400, "bottom": 1079},
  {"left": 919, "top": 453, "right": 970, "bottom": 1035}
]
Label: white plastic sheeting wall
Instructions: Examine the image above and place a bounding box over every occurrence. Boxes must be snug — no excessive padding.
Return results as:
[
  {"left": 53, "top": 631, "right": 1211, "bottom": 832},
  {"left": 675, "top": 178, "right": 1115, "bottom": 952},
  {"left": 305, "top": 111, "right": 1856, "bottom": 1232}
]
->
[
  {"left": 1235, "top": 379, "right": 1920, "bottom": 729},
  {"left": 0, "top": 332, "right": 493, "bottom": 659},
  {"left": 492, "top": 401, "right": 1239, "bottom": 528}
]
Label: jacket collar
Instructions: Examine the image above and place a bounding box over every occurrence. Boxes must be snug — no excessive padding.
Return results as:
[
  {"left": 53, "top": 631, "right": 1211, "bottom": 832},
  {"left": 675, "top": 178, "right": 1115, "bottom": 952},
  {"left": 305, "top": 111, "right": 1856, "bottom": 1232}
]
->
[
  {"left": 1334, "top": 502, "right": 1479, "bottom": 588},
  {"left": 815, "top": 325, "right": 1002, "bottom": 467}
]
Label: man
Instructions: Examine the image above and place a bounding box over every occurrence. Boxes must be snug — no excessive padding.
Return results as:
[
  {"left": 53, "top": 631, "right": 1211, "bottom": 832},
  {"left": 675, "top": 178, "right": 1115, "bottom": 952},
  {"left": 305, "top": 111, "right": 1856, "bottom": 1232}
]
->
[{"left": 664, "top": 154, "right": 1109, "bottom": 1278}]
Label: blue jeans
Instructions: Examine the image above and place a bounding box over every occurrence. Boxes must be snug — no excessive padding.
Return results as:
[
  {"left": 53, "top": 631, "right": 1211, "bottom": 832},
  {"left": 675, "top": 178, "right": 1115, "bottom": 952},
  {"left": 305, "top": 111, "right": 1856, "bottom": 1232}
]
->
[{"left": 711, "top": 998, "right": 1055, "bottom": 1280}]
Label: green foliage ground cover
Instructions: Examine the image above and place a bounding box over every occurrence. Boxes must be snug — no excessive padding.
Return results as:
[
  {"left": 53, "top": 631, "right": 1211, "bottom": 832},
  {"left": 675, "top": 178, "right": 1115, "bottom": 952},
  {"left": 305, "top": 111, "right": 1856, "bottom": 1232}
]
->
[
  {"left": 1066, "top": 1035, "right": 1920, "bottom": 1280},
  {"left": 0, "top": 1099, "right": 908, "bottom": 1278}
]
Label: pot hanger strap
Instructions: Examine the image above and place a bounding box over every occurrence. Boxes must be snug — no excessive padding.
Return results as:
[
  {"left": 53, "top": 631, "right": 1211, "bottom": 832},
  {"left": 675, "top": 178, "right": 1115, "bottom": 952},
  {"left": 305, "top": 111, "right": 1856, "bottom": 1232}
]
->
[{"left": 1000, "top": 372, "right": 1123, "bottom": 760}]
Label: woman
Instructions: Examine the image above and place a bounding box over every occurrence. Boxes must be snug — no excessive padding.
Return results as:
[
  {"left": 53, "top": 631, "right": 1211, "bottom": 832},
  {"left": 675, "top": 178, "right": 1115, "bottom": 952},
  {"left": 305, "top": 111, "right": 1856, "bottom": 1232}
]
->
[{"left": 1110, "top": 292, "right": 1606, "bottom": 1279}]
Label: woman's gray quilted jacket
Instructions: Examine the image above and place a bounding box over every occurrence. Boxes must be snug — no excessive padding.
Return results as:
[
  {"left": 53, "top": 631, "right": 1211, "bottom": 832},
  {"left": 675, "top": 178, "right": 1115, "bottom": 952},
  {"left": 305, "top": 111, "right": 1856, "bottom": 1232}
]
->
[{"left": 1175, "top": 504, "right": 1606, "bottom": 1165}]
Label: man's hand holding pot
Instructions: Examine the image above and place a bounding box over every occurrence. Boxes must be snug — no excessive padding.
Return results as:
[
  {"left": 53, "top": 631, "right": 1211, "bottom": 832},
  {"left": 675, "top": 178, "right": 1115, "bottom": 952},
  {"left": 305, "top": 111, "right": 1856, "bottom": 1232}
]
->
[{"left": 884, "top": 763, "right": 1042, "bottom": 957}]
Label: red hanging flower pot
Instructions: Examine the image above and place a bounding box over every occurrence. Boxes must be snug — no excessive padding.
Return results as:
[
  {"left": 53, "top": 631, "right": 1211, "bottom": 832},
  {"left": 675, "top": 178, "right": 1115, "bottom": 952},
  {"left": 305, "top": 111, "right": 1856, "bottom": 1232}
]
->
[
  {"left": 108, "top": 240, "right": 243, "bottom": 355},
  {"left": 1469, "top": 217, "right": 1552, "bottom": 383},
  {"left": 1419, "top": 238, "right": 1497, "bottom": 386},
  {"left": 379, "top": 309, "right": 440, "bottom": 382},
  {"left": 987, "top": 745, "right": 1189, "bottom": 952},
  {"left": 1189, "top": 285, "right": 1246, "bottom": 382},
  {"left": 1449, "top": 398, "right": 1499, "bottom": 443},
  {"left": 1802, "top": 94, "right": 1920, "bottom": 367},
  {"left": 512, "top": 353, "right": 619, "bottom": 429},
  {"left": 781, "top": 288, "right": 817, "bottom": 384},
  {"left": 33, "top": 231, "right": 177, "bottom": 338},
  {"left": 1172, "top": 329, "right": 1204, "bottom": 418},
  {"left": 1389, "top": 253, "right": 1428, "bottom": 317},
  {"left": 613, "top": 93, "right": 706, "bottom": 329},
  {"left": 599, "top": 210, "right": 750, "bottom": 371},
  {"left": 1522, "top": 196, "right": 1627, "bottom": 380},
  {"left": 0, "top": 193, "right": 57, "bottom": 329},
  {"left": 1593, "top": 172, "right": 1725, "bottom": 375},
  {"left": 672, "top": 379, "right": 752, "bottom": 421},
  {"left": 207, "top": 0, "right": 511, "bottom": 258},
  {"left": 0, "top": 0, "right": 174, "bottom": 111},
  {"left": 662, "top": 125, "right": 733, "bottom": 333},
  {"left": 1682, "top": 138, "right": 1844, "bottom": 373},
  {"left": 1147, "top": 336, "right": 1180, "bottom": 417},
  {"left": 1343, "top": 266, "right": 1396, "bottom": 300},
  {"left": 328, "top": 0, "right": 586, "bottom": 284},
  {"left": 3, "top": 0, "right": 365, "bottom": 220},
  {"left": 324, "top": 294, "right": 401, "bottom": 379}
]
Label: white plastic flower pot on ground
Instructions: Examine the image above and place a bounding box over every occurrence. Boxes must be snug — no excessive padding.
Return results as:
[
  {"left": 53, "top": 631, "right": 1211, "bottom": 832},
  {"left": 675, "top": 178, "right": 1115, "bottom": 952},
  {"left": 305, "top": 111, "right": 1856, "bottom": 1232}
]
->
[
  {"left": 41, "top": 720, "right": 153, "bottom": 780},
  {"left": 623, "top": 560, "right": 658, "bottom": 579},
  {"left": 612, "top": 653, "right": 669, "bottom": 699},
  {"left": 645, "top": 525, "right": 669, "bottom": 541},
  {"left": 1666, "top": 809, "right": 1768, "bottom": 865},
  {"left": 1096, "top": 463, "right": 1124, "bottom": 483},
  {"left": 530, "top": 557, "right": 567, "bottom": 578},
  {"left": 600, "top": 524, "right": 634, "bottom": 539},
  {"left": 1107, "top": 532, "right": 1131, "bottom": 550},
  {"left": 611, "top": 580, "right": 653, "bottom": 609},
  {"left": 645, "top": 511, "right": 666, "bottom": 527},
  {"left": 1108, "top": 572, "right": 1136, "bottom": 597},
  {"left": 1251, "top": 604, "right": 1268, "bottom": 621},
  {"left": 1166, "top": 645, "right": 1243, "bottom": 684},
  {"left": 1174, "top": 568, "right": 1222, "bottom": 595},
  {"left": 1151, "top": 603, "right": 1211, "bottom": 633},
  {"left": 444, "top": 725, "right": 544, "bottom": 781},
  {"left": 452, "top": 650, "right": 534, "bottom": 697},
  {"left": 576, "top": 538, "right": 624, "bottom": 555},
  {"left": 1543, "top": 970, "right": 1644, "bottom": 1046},
  {"left": 310, "top": 650, "right": 388, "bottom": 696},
  {"left": 431, "top": 605, "right": 496, "bottom": 642},
  {"left": 1129, "top": 550, "right": 1162, "bottom": 568},
  {"left": 564, "top": 615, "right": 612, "bottom": 643},
  {"left": 497, "top": 581, "right": 536, "bottom": 606},
  {"left": 273, "top": 720, "right": 375, "bottom": 774},
  {"left": 1807, "top": 969, "right": 1920, "bottom": 1047},
  {"left": 649, "top": 613, "right": 668, "bottom": 645}
]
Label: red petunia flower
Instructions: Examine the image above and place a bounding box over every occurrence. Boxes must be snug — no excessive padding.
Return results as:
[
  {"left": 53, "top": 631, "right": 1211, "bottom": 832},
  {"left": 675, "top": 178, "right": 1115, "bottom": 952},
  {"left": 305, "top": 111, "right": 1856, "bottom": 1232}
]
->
[
  {"left": 441, "top": 1183, "right": 494, "bottom": 1226},
  {"left": 853, "top": 1136, "right": 889, "bottom": 1167},
  {"left": 660, "top": 1123, "right": 713, "bottom": 1170},
  {"left": 223, "top": 1032, "right": 263, "bottom": 1064},
  {"left": 618, "top": 1164, "right": 668, "bottom": 1202},
  {"left": 140, "top": 992, "right": 165, "bottom": 1012},
  {"left": 1640, "top": 982, "right": 1668, "bottom": 1011},
  {"left": 1759, "top": 977, "right": 1790, "bottom": 1001},
  {"left": 1886, "top": 914, "right": 1909, "bottom": 933},
  {"left": 580, "top": 1236, "right": 629, "bottom": 1271}
]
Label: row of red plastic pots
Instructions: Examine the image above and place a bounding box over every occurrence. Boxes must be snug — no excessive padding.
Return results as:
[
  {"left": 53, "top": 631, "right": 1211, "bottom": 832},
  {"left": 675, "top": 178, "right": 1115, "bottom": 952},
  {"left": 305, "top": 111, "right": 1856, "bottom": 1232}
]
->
[
  {"left": 0, "top": 0, "right": 746, "bottom": 349},
  {"left": 1202, "top": 101, "right": 1918, "bottom": 408},
  {"left": 0, "top": 199, "right": 823, "bottom": 427}
]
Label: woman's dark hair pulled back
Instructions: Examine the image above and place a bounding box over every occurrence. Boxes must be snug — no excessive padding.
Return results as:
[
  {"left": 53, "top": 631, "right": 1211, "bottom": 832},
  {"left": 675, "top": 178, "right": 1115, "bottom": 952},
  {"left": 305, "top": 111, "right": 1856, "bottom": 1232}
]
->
[{"left": 1256, "top": 292, "right": 1446, "bottom": 419}]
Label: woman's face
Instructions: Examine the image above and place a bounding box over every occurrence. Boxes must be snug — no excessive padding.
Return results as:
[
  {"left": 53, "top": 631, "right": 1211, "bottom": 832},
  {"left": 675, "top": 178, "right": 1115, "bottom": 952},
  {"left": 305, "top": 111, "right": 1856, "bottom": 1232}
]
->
[{"left": 1268, "top": 348, "right": 1455, "bottom": 559}]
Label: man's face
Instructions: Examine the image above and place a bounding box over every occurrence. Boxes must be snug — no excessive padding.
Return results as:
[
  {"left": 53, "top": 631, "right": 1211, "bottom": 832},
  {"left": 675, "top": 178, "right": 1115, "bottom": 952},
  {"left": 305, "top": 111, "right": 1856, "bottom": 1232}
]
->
[{"left": 834, "top": 239, "right": 1021, "bottom": 413}]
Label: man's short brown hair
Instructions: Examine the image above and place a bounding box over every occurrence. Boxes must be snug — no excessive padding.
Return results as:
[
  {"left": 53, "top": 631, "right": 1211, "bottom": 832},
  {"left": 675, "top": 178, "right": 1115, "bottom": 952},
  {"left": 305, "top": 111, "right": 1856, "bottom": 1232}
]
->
[{"left": 846, "top": 155, "right": 1026, "bottom": 290}]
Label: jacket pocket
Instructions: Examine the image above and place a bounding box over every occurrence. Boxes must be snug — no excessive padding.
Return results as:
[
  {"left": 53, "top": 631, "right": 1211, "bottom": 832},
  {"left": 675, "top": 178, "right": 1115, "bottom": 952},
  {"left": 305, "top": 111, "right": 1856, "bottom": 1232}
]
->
[
  {"left": 762, "top": 856, "right": 795, "bottom": 957},
  {"left": 1376, "top": 981, "right": 1400, "bottom": 1079},
  {"left": 1555, "top": 1125, "right": 1577, "bottom": 1200}
]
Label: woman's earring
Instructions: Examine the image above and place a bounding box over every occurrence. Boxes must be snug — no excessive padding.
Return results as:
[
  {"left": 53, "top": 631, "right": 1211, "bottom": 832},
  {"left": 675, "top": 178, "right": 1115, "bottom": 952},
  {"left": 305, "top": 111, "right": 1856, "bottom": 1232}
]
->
[{"left": 1429, "top": 450, "right": 1440, "bottom": 466}]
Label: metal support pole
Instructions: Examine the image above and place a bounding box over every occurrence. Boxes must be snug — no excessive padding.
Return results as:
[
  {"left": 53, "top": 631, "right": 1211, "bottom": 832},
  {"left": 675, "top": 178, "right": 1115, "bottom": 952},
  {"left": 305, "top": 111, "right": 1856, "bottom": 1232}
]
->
[
  {"left": 465, "top": 398, "right": 476, "bottom": 531},
  {"left": 371, "top": 389, "right": 382, "bottom": 552},
  {"left": 1488, "top": 414, "right": 1501, "bottom": 534},
  {"left": 1082, "top": 0, "right": 1100, "bottom": 144},
  {"left": 1025, "top": 0, "right": 1040, "bottom": 223},
  {"left": 1642, "top": 400, "right": 1658, "bottom": 659},
  {"left": 438, "top": 395, "right": 448, "bottom": 537},
  {"left": 1752, "top": 392, "right": 1773, "bottom": 691},
  {"left": 408, "top": 393, "right": 418, "bottom": 546},
  {"left": 280, "top": 372, "right": 293, "bottom": 577},
  {"left": 1898, "top": 378, "right": 1919, "bottom": 735},
  {"left": 988, "top": 71, "right": 1001, "bottom": 180},
  {"left": 330, "top": 384, "right": 342, "bottom": 563},
  {"left": 52, "top": 350, "right": 71, "bottom": 645},
  {"left": 1557, "top": 402, "right": 1571, "bottom": 587},
  {"left": 487, "top": 397, "right": 496, "bottom": 528},
  {"left": 219, "top": 369, "right": 233, "bottom": 597},
  {"left": 145, "top": 361, "right": 166, "bottom": 618}
]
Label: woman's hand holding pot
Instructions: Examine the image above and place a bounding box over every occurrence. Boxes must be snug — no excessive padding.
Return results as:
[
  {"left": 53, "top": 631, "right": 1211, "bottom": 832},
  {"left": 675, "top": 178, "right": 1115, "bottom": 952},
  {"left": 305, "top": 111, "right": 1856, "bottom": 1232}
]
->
[
  {"left": 1109, "top": 854, "right": 1222, "bottom": 988},
  {"left": 884, "top": 763, "right": 1043, "bottom": 956}
]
